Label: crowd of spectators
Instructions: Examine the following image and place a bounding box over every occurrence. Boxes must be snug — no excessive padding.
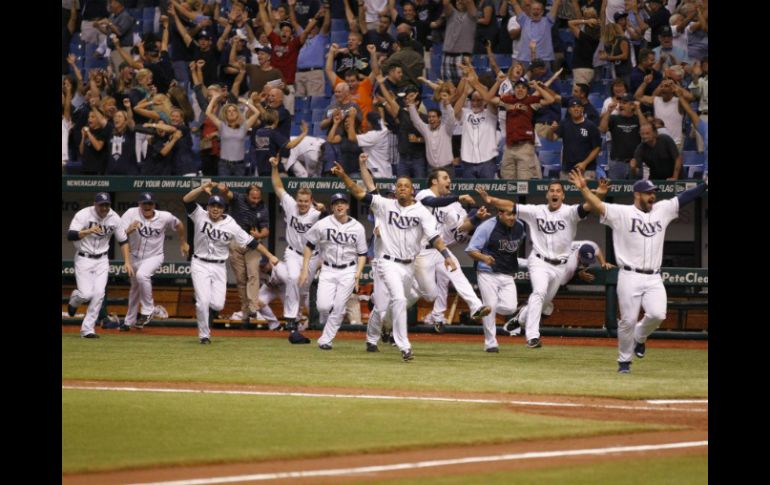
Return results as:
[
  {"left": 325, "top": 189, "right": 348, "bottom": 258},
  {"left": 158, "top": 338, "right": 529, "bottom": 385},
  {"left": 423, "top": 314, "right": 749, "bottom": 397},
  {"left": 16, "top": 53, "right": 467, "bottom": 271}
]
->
[{"left": 62, "top": 0, "right": 708, "bottom": 181}]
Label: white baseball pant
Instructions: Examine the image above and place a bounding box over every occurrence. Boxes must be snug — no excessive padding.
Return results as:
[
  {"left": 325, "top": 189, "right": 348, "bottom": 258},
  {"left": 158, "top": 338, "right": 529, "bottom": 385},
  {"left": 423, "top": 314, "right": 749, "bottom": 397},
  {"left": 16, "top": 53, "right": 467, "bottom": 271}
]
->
[
  {"left": 477, "top": 271, "right": 518, "bottom": 350},
  {"left": 191, "top": 258, "right": 228, "bottom": 339},
  {"left": 524, "top": 256, "right": 568, "bottom": 340},
  {"left": 282, "top": 249, "right": 320, "bottom": 320},
  {"left": 366, "top": 259, "right": 389, "bottom": 345},
  {"left": 124, "top": 254, "right": 163, "bottom": 326},
  {"left": 257, "top": 262, "right": 289, "bottom": 329},
  {"left": 317, "top": 266, "right": 357, "bottom": 346},
  {"left": 517, "top": 255, "right": 580, "bottom": 326},
  {"left": 617, "top": 270, "right": 667, "bottom": 363},
  {"left": 71, "top": 254, "right": 109, "bottom": 337},
  {"left": 375, "top": 259, "right": 416, "bottom": 352},
  {"left": 416, "top": 250, "right": 485, "bottom": 315}
]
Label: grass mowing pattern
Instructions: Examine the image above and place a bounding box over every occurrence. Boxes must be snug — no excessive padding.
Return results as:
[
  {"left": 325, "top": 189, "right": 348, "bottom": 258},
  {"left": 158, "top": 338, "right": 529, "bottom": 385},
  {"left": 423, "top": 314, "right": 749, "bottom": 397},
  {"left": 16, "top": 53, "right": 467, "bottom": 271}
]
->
[
  {"left": 62, "top": 389, "right": 671, "bottom": 473},
  {"left": 63, "top": 333, "right": 707, "bottom": 399},
  {"left": 366, "top": 453, "right": 708, "bottom": 484}
]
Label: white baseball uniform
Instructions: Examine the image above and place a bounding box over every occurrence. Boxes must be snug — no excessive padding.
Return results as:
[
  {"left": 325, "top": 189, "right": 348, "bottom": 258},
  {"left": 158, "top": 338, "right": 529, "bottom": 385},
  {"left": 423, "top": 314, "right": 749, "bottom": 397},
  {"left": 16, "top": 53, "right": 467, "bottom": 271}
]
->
[
  {"left": 68, "top": 206, "right": 129, "bottom": 337},
  {"left": 256, "top": 261, "right": 289, "bottom": 330},
  {"left": 414, "top": 190, "right": 486, "bottom": 319},
  {"left": 287, "top": 136, "right": 326, "bottom": 177},
  {"left": 306, "top": 215, "right": 368, "bottom": 346},
  {"left": 279, "top": 191, "right": 322, "bottom": 320},
  {"left": 367, "top": 193, "right": 440, "bottom": 353},
  {"left": 516, "top": 203, "right": 587, "bottom": 342},
  {"left": 187, "top": 204, "right": 256, "bottom": 340},
  {"left": 601, "top": 198, "right": 679, "bottom": 364},
  {"left": 120, "top": 207, "right": 181, "bottom": 326}
]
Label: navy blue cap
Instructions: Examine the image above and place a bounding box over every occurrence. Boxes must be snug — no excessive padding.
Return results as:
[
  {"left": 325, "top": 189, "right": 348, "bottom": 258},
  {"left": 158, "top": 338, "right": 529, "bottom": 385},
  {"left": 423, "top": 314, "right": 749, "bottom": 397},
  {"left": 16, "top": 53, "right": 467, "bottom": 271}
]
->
[
  {"left": 578, "top": 244, "right": 597, "bottom": 265},
  {"left": 330, "top": 193, "right": 349, "bottom": 205},
  {"left": 568, "top": 98, "right": 583, "bottom": 108},
  {"left": 138, "top": 192, "right": 155, "bottom": 204},
  {"left": 95, "top": 192, "right": 111, "bottom": 205},
  {"left": 208, "top": 195, "right": 226, "bottom": 206},
  {"left": 633, "top": 179, "right": 658, "bottom": 193}
]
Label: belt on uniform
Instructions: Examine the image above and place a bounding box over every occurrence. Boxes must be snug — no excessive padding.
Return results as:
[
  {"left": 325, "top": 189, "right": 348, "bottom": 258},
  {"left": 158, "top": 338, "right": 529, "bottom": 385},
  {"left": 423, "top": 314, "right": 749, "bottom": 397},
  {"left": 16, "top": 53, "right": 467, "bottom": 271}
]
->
[
  {"left": 535, "top": 253, "right": 566, "bottom": 265},
  {"left": 77, "top": 251, "right": 107, "bottom": 259},
  {"left": 323, "top": 261, "right": 356, "bottom": 269},
  {"left": 194, "top": 254, "right": 226, "bottom": 264},
  {"left": 622, "top": 265, "right": 660, "bottom": 275},
  {"left": 383, "top": 254, "right": 413, "bottom": 264},
  {"left": 219, "top": 159, "right": 244, "bottom": 164},
  {"left": 289, "top": 245, "right": 318, "bottom": 256},
  {"left": 699, "top": 110, "right": 708, "bottom": 115},
  {"left": 297, "top": 67, "right": 323, "bottom": 72}
]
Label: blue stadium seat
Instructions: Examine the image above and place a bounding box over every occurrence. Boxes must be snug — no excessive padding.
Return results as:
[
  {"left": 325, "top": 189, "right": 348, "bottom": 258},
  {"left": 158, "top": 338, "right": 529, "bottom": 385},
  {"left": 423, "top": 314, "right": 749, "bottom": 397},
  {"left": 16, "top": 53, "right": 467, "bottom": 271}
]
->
[
  {"left": 311, "top": 109, "right": 326, "bottom": 122},
  {"left": 588, "top": 93, "right": 603, "bottom": 111},
  {"left": 310, "top": 96, "right": 329, "bottom": 110},
  {"left": 297, "top": 111, "right": 313, "bottom": 124},
  {"left": 142, "top": 7, "right": 157, "bottom": 22},
  {"left": 294, "top": 96, "right": 310, "bottom": 113},
  {"left": 682, "top": 151, "right": 706, "bottom": 178},
  {"left": 539, "top": 138, "right": 563, "bottom": 152},
  {"left": 471, "top": 55, "right": 488, "bottom": 71},
  {"left": 128, "top": 8, "right": 142, "bottom": 20},
  {"left": 312, "top": 122, "right": 326, "bottom": 137},
  {"left": 132, "top": 19, "right": 143, "bottom": 33},
  {"left": 538, "top": 150, "right": 562, "bottom": 178},
  {"left": 422, "top": 99, "right": 438, "bottom": 111},
  {"left": 331, "top": 18, "right": 347, "bottom": 32},
  {"left": 330, "top": 30, "right": 348, "bottom": 47},
  {"left": 290, "top": 123, "right": 302, "bottom": 137},
  {"left": 494, "top": 54, "right": 512, "bottom": 71}
]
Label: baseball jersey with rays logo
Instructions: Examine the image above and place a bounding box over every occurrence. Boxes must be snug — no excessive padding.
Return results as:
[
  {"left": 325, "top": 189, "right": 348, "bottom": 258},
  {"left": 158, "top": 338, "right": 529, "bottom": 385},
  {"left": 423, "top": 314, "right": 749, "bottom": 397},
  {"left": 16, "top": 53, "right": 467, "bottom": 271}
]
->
[
  {"left": 69, "top": 206, "right": 127, "bottom": 254},
  {"left": 600, "top": 198, "right": 679, "bottom": 270},
  {"left": 280, "top": 192, "right": 321, "bottom": 252},
  {"left": 516, "top": 203, "right": 585, "bottom": 261},
  {"left": 458, "top": 106, "right": 498, "bottom": 164},
  {"left": 415, "top": 189, "right": 469, "bottom": 248},
  {"left": 305, "top": 216, "right": 368, "bottom": 266},
  {"left": 188, "top": 205, "right": 254, "bottom": 260},
  {"left": 121, "top": 207, "right": 180, "bottom": 259},
  {"left": 368, "top": 194, "right": 440, "bottom": 260}
]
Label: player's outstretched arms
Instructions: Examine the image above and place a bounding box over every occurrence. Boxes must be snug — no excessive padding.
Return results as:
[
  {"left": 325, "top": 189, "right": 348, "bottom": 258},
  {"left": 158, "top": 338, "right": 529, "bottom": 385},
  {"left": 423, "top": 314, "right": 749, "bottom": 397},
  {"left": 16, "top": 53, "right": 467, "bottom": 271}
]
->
[
  {"left": 358, "top": 153, "right": 376, "bottom": 192},
  {"left": 183, "top": 180, "right": 217, "bottom": 203},
  {"left": 569, "top": 169, "right": 606, "bottom": 216},
  {"left": 269, "top": 156, "right": 287, "bottom": 198},
  {"left": 331, "top": 162, "right": 366, "bottom": 200},
  {"left": 475, "top": 186, "right": 514, "bottom": 212}
]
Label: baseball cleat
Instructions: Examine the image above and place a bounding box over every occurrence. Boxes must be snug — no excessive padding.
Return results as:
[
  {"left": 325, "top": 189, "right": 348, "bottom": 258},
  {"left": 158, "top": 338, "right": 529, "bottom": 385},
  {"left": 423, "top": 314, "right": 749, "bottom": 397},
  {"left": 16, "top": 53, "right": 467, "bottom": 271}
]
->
[
  {"left": 67, "top": 294, "right": 78, "bottom": 317},
  {"left": 433, "top": 320, "right": 446, "bottom": 333},
  {"left": 199, "top": 337, "right": 211, "bottom": 344},
  {"left": 401, "top": 349, "right": 414, "bottom": 362},
  {"left": 82, "top": 333, "right": 99, "bottom": 339},
  {"left": 119, "top": 324, "right": 131, "bottom": 332},
  {"left": 471, "top": 305, "right": 492, "bottom": 320},
  {"left": 485, "top": 347, "right": 500, "bottom": 353},
  {"left": 526, "top": 338, "right": 542, "bottom": 349},
  {"left": 634, "top": 340, "right": 646, "bottom": 358},
  {"left": 366, "top": 342, "right": 380, "bottom": 352},
  {"left": 618, "top": 361, "right": 631, "bottom": 373},
  {"left": 318, "top": 343, "right": 333, "bottom": 350},
  {"left": 135, "top": 312, "right": 152, "bottom": 329}
]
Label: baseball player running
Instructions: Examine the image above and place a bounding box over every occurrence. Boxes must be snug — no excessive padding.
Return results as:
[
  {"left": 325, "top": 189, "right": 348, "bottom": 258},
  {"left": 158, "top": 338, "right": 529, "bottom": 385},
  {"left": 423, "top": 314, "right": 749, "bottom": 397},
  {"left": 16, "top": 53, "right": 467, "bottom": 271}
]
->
[
  {"left": 415, "top": 168, "right": 492, "bottom": 329},
  {"left": 182, "top": 182, "right": 279, "bottom": 344},
  {"left": 299, "top": 193, "right": 368, "bottom": 350},
  {"left": 466, "top": 206, "right": 527, "bottom": 352},
  {"left": 570, "top": 170, "right": 708, "bottom": 373},
  {"left": 120, "top": 192, "right": 189, "bottom": 331},
  {"left": 270, "top": 156, "right": 325, "bottom": 331},
  {"left": 67, "top": 192, "right": 134, "bottom": 338},
  {"left": 476, "top": 179, "right": 608, "bottom": 349},
  {"left": 333, "top": 162, "right": 456, "bottom": 362},
  {"left": 504, "top": 240, "right": 615, "bottom": 336}
]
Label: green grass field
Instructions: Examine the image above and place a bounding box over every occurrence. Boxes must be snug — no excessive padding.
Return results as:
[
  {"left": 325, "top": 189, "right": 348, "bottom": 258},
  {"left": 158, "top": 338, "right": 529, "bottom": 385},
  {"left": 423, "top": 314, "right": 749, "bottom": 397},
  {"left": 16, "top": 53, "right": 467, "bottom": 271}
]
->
[{"left": 62, "top": 332, "right": 707, "bottom": 477}]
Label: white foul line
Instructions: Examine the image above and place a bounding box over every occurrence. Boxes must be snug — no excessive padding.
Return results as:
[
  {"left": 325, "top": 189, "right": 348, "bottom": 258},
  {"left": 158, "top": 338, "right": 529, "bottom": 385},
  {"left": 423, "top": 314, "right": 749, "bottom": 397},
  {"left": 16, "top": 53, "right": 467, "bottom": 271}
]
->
[
  {"left": 646, "top": 399, "right": 708, "bottom": 404},
  {"left": 126, "top": 440, "right": 708, "bottom": 485},
  {"left": 62, "top": 385, "right": 707, "bottom": 413}
]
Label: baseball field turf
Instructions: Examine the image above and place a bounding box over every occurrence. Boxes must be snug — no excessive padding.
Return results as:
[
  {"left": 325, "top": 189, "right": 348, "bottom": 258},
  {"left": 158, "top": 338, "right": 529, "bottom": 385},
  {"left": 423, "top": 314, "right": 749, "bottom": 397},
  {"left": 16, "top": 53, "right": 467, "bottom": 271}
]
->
[{"left": 61, "top": 330, "right": 708, "bottom": 483}]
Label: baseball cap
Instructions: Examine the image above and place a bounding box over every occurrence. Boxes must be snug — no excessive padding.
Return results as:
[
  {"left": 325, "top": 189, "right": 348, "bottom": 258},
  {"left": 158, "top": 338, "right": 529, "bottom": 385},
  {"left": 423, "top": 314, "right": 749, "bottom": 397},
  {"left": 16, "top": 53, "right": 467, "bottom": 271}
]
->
[
  {"left": 258, "top": 45, "right": 272, "bottom": 54},
  {"left": 529, "top": 58, "right": 546, "bottom": 70},
  {"left": 568, "top": 98, "right": 583, "bottom": 108},
  {"left": 619, "top": 93, "right": 635, "bottom": 102},
  {"left": 578, "top": 244, "right": 597, "bottom": 265},
  {"left": 404, "top": 84, "right": 420, "bottom": 94},
  {"left": 197, "top": 29, "right": 213, "bottom": 40},
  {"left": 207, "top": 195, "right": 226, "bottom": 206},
  {"left": 633, "top": 179, "right": 658, "bottom": 193},
  {"left": 95, "top": 192, "right": 111, "bottom": 205},
  {"left": 613, "top": 11, "right": 628, "bottom": 22},
  {"left": 513, "top": 77, "right": 528, "bottom": 87},
  {"left": 330, "top": 193, "right": 349, "bottom": 205},
  {"left": 659, "top": 26, "right": 673, "bottom": 37},
  {"left": 138, "top": 192, "right": 155, "bottom": 204},
  {"left": 288, "top": 329, "right": 311, "bottom": 344}
]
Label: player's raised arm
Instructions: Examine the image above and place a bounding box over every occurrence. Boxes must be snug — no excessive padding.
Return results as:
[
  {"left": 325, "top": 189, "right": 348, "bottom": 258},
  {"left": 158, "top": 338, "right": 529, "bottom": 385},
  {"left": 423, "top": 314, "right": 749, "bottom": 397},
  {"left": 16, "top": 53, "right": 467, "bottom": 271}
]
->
[
  {"left": 183, "top": 181, "right": 217, "bottom": 203},
  {"left": 331, "top": 162, "right": 366, "bottom": 200},
  {"left": 358, "top": 153, "right": 376, "bottom": 192},
  {"left": 269, "top": 156, "right": 287, "bottom": 199},
  {"left": 475, "top": 186, "right": 515, "bottom": 212},
  {"left": 569, "top": 169, "right": 606, "bottom": 216}
]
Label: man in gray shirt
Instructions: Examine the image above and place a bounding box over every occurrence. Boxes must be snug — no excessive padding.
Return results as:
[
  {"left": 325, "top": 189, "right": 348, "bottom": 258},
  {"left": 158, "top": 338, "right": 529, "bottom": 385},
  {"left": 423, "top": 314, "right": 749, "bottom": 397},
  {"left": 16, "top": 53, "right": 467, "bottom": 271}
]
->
[{"left": 440, "top": 0, "right": 477, "bottom": 86}]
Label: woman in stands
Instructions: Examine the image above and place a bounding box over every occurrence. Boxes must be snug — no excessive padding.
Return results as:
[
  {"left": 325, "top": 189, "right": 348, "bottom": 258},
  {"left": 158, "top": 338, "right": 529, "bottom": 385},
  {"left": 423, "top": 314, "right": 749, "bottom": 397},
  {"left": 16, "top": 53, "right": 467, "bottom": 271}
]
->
[{"left": 205, "top": 92, "right": 260, "bottom": 176}]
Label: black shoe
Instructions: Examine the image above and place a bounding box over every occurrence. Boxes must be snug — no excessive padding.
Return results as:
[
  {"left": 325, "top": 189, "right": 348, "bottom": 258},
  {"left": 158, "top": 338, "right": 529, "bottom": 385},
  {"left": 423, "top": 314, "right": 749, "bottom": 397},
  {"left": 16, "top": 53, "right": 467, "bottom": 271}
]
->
[
  {"left": 381, "top": 331, "right": 391, "bottom": 344},
  {"left": 401, "top": 349, "right": 414, "bottom": 362},
  {"left": 200, "top": 337, "right": 211, "bottom": 344},
  {"left": 471, "top": 305, "right": 492, "bottom": 320},
  {"left": 67, "top": 304, "right": 78, "bottom": 317},
  {"left": 634, "top": 340, "right": 646, "bottom": 358},
  {"left": 502, "top": 312, "right": 522, "bottom": 336},
  {"left": 137, "top": 312, "right": 153, "bottom": 328},
  {"left": 526, "top": 338, "right": 542, "bottom": 349},
  {"left": 82, "top": 333, "right": 99, "bottom": 339},
  {"left": 433, "top": 321, "right": 446, "bottom": 333},
  {"left": 366, "top": 342, "right": 379, "bottom": 352},
  {"left": 119, "top": 324, "right": 131, "bottom": 332},
  {"left": 485, "top": 347, "right": 500, "bottom": 353},
  {"left": 318, "top": 343, "right": 333, "bottom": 350},
  {"left": 618, "top": 361, "right": 631, "bottom": 373},
  {"left": 285, "top": 319, "right": 297, "bottom": 331}
]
